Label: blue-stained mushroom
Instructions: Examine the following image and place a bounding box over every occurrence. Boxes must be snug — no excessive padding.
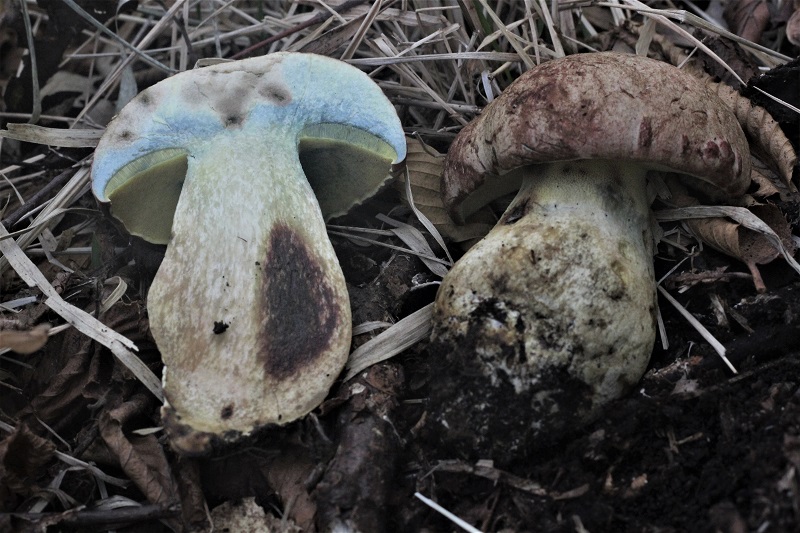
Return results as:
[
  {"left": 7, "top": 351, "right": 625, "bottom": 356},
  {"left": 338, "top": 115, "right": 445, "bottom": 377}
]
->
[
  {"left": 92, "top": 52, "right": 405, "bottom": 455},
  {"left": 429, "top": 52, "right": 751, "bottom": 463}
]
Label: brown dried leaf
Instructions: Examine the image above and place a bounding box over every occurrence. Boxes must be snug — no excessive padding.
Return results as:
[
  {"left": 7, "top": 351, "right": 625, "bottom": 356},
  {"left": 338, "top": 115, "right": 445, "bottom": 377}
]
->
[
  {"left": 750, "top": 167, "right": 783, "bottom": 199},
  {"left": 0, "top": 323, "right": 50, "bottom": 354},
  {"left": 173, "top": 458, "right": 209, "bottom": 531},
  {"left": 315, "top": 363, "right": 403, "bottom": 532},
  {"left": 688, "top": 212, "right": 794, "bottom": 292},
  {"left": 15, "top": 340, "right": 99, "bottom": 430},
  {"left": 665, "top": 180, "right": 796, "bottom": 292},
  {"left": 99, "top": 394, "right": 180, "bottom": 523},
  {"left": 0, "top": 423, "right": 56, "bottom": 511},
  {"left": 394, "top": 138, "right": 494, "bottom": 244},
  {"left": 262, "top": 449, "right": 317, "bottom": 531},
  {"left": 724, "top": 0, "right": 770, "bottom": 43},
  {"left": 685, "top": 204, "right": 795, "bottom": 268},
  {"left": 703, "top": 78, "right": 798, "bottom": 191}
]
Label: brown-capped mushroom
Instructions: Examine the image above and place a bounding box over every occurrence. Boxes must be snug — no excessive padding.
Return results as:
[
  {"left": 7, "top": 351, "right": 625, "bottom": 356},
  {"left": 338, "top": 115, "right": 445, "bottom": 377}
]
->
[
  {"left": 428, "top": 52, "right": 750, "bottom": 463},
  {"left": 91, "top": 53, "right": 405, "bottom": 454}
]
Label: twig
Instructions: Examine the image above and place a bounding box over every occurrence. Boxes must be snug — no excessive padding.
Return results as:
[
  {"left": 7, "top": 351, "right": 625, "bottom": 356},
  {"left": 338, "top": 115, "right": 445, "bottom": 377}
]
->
[
  {"left": 1, "top": 165, "right": 80, "bottom": 229},
  {"left": 5, "top": 503, "right": 179, "bottom": 528}
]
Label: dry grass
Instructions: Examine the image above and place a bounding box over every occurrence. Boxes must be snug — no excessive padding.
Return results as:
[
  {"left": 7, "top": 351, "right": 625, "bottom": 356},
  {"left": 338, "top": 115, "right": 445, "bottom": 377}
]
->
[
  {"left": 2, "top": 0, "right": 796, "bottom": 392},
  {"left": 0, "top": 1, "right": 798, "bottom": 529}
]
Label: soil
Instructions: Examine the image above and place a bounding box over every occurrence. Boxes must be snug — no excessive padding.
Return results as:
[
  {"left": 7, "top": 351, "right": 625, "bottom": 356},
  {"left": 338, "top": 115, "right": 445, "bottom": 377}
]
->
[
  {"left": 1, "top": 6, "right": 800, "bottom": 530},
  {"left": 395, "top": 242, "right": 800, "bottom": 533},
  {"left": 5, "top": 194, "right": 800, "bottom": 532}
]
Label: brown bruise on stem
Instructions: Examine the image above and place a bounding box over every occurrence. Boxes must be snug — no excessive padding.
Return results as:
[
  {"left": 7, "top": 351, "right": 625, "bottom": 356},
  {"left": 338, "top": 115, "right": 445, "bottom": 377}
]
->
[
  {"left": 260, "top": 223, "right": 342, "bottom": 380},
  {"left": 89, "top": 53, "right": 405, "bottom": 457}
]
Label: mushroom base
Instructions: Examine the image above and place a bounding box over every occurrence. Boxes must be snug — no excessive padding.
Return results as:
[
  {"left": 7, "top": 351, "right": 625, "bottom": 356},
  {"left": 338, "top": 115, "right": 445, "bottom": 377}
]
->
[{"left": 427, "top": 161, "right": 658, "bottom": 465}]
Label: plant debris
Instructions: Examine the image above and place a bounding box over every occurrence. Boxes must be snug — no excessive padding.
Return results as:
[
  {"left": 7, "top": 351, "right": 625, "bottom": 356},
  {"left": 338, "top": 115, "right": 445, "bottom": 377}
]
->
[{"left": 1, "top": 1, "right": 799, "bottom": 531}]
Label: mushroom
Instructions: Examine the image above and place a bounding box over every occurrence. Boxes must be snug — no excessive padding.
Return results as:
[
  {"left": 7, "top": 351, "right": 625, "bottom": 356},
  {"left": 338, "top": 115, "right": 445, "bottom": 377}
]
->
[
  {"left": 91, "top": 53, "right": 405, "bottom": 454},
  {"left": 428, "top": 52, "right": 750, "bottom": 463}
]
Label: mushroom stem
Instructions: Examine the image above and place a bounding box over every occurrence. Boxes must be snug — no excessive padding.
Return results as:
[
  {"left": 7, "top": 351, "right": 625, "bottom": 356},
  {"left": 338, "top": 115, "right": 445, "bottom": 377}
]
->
[
  {"left": 149, "top": 129, "right": 350, "bottom": 438},
  {"left": 434, "top": 160, "right": 657, "bottom": 411}
]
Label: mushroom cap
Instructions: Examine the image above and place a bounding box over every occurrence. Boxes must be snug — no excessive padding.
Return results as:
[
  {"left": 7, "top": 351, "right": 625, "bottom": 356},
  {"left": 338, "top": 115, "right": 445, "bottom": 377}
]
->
[
  {"left": 442, "top": 52, "right": 751, "bottom": 222},
  {"left": 92, "top": 52, "right": 406, "bottom": 244},
  {"left": 89, "top": 53, "right": 406, "bottom": 453}
]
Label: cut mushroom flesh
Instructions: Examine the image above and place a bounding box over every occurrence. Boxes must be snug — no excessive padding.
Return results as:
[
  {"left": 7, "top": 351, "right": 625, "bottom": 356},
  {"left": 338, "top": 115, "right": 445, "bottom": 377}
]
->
[{"left": 91, "top": 53, "right": 405, "bottom": 454}]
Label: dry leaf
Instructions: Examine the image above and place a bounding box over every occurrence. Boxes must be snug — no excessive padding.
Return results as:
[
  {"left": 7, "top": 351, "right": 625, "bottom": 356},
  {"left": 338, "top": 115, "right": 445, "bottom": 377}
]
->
[
  {"left": 663, "top": 182, "right": 796, "bottom": 292},
  {"left": 375, "top": 213, "right": 449, "bottom": 277},
  {"left": 0, "top": 123, "right": 102, "bottom": 147},
  {"left": 0, "top": 323, "right": 50, "bottom": 354},
  {"left": 15, "top": 342, "right": 98, "bottom": 428},
  {"left": 703, "top": 78, "right": 798, "bottom": 191},
  {"left": 99, "top": 393, "right": 180, "bottom": 528},
  {"left": 724, "top": 0, "right": 770, "bottom": 43},
  {"left": 345, "top": 303, "right": 432, "bottom": 381},
  {"left": 262, "top": 449, "right": 317, "bottom": 531},
  {"left": 315, "top": 363, "right": 403, "bottom": 532},
  {"left": 173, "top": 458, "right": 210, "bottom": 531},
  {"left": 750, "top": 167, "right": 784, "bottom": 199},
  {"left": 0, "top": 423, "right": 56, "bottom": 512},
  {"left": 394, "top": 138, "right": 494, "bottom": 245},
  {"left": 687, "top": 204, "right": 794, "bottom": 278}
]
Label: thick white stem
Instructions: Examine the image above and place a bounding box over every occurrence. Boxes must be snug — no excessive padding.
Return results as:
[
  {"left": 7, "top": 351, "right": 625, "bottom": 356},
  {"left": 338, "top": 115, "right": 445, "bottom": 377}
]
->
[
  {"left": 434, "top": 160, "right": 657, "bottom": 417},
  {"left": 149, "top": 130, "right": 350, "bottom": 448}
]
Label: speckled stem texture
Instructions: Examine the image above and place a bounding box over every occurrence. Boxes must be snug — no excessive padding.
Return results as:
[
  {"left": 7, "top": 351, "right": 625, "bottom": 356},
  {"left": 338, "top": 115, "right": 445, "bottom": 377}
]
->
[
  {"left": 429, "top": 161, "right": 657, "bottom": 464},
  {"left": 152, "top": 132, "right": 351, "bottom": 454}
]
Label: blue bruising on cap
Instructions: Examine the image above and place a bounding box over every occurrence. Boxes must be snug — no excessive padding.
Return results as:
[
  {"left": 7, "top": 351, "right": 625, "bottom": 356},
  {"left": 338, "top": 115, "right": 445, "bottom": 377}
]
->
[{"left": 92, "top": 52, "right": 406, "bottom": 202}]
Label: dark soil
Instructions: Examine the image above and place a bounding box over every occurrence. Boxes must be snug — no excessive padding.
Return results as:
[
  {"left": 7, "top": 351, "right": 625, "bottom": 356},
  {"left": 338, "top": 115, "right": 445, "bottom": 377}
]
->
[
  {"left": 2, "top": 4, "right": 800, "bottom": 530},
  {"left": 400, "top": 249, "right": 800, "bottom": 533},
  {"left": 3, "top": 189, "right": 800, "bottom": 532}
]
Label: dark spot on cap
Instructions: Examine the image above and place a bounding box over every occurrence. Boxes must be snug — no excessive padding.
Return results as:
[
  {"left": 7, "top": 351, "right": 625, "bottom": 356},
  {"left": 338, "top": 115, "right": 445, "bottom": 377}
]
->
[
  {"left": 139, "top": 93, "right": 152, "bottom": 106},
  {"left": 118, "top": 130, "right": 133, "bottom": 141},
  {"left": 220, "top": 404, "right": 234, "bottom": 419},
  {"left": 225, "top": 115, "right": 243, "bottom": 127},
  {"left": 213, "top": 321, "right": 229, "bottom": 334},
  {"left": 259, "top": 84, "right": 292, "bottom": 106},
  {"left": 701, "top": 140, "right": 721, "bottom": 160},
  {"left": 681, "top": 134, "right": 691, "bottom": 155},
  {"left": 259, "top": 223, "right": 341, "bottom": 380},
  {"left": 638, "top": 118, "right": 653, "bottom": 148}
]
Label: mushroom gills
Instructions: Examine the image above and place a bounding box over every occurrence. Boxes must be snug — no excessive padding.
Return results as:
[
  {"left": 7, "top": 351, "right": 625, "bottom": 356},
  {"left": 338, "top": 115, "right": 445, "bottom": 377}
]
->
[
  {"left": 434, "top": 160, "right": 658, "bottom": 417},
  {"left": 105, "top": 148, "right": 188, "bottom": 245},
  {"left": 299, "top": 123, "right": 398, "bottom": 219}
]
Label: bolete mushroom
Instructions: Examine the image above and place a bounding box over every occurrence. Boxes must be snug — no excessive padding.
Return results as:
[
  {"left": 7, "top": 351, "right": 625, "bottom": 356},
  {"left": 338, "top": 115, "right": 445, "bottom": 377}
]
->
[
  {"left": 428, "top": 52, "right": 750, "bottom": 463},
  {"left": 91, "top": 53, "right": 405, "bottom": 454}
]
